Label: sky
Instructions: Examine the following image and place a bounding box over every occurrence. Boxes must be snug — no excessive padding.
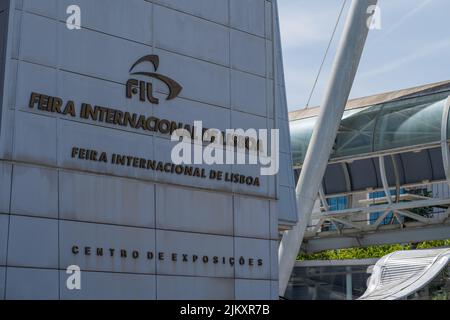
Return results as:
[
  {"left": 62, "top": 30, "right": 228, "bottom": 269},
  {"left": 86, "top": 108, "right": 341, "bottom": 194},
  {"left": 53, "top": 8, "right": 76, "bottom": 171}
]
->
[{"left": 278, "top": 0, "right": 450, "bottom": 111}]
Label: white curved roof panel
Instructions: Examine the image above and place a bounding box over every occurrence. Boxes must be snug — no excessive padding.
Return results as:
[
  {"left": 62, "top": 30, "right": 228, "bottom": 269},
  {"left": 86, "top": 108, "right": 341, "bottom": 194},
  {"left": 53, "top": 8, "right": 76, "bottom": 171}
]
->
[{"left": 359, "top": 248, "right": 450, "bottom": 300}]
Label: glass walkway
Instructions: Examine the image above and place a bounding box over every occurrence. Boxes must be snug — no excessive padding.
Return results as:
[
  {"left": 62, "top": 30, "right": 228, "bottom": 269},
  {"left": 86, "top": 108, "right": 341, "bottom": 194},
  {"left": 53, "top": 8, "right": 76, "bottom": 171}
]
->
[{"left": 289, "top": 81, "right": 450, "bottom": 252}]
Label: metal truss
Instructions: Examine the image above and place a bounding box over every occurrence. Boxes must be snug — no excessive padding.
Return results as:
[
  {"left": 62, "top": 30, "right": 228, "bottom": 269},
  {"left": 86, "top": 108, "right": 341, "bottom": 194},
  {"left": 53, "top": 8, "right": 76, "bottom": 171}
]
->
[
  {"left": 301, "top": 97, "right": 450, "bottom": 253},
  {"left": 304, "top": 150, "right": 450, "bottom": 252},
  {"left": 307, "top": 196, "right": 450, "bottom": 237}
]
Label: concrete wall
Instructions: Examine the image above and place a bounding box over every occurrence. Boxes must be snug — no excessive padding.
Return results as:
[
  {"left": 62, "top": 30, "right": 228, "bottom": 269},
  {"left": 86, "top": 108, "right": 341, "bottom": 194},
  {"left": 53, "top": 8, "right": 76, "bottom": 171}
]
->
[{"left": 0, "top": 0, "right": 295, "bottom": 299}]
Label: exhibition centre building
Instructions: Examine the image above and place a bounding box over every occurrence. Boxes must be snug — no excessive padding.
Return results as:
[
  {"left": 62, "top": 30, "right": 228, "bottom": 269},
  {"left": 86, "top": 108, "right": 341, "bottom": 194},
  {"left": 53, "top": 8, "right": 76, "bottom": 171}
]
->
[{"left": 0, "top": 0, "right": 298, "bottom": 299}]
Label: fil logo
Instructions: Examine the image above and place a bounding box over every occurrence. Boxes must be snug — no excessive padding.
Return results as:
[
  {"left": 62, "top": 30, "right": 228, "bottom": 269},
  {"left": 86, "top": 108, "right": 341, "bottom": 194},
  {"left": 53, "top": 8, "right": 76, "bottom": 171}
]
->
[{"left": 126, "top": 54, "right": 183, "bottom": 105}]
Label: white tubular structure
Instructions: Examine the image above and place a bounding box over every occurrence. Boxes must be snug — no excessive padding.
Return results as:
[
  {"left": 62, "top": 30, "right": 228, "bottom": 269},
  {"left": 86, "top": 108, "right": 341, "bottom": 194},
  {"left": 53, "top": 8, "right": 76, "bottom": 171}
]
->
[
  {"left": 359, "top": 248, "right": 450, "bottom": 300},
  {"left": 441, "top": 96, "right": 450, "bottom": 184},
  {"left": 379, "top": 156, "right": 393, "bottom": 205},
  {"left": 278, "top": 0, "right": 378, "bottom": 296}
]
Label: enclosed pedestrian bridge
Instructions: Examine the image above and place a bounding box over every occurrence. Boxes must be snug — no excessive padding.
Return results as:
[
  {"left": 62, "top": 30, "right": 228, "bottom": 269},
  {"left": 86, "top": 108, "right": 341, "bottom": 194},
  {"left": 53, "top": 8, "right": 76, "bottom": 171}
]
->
[{"left": 289, "top": 81, "right": 450, "bottom": 252}]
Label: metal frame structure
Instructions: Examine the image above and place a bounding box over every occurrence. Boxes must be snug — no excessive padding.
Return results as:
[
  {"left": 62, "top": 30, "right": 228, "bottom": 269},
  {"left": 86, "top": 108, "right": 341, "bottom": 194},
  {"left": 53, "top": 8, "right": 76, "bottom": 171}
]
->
[
  {"left": 278, "top": 0, "right": 378, "bottom": 295},
  {"left": 303, "top": 96, "right": 450, "bottom": 252},
  {"left": 304, "top": 223, "right": 450, "bottom": 253},
  {"left": 305, "top": 198, "right": 450, "bottom": 249}
]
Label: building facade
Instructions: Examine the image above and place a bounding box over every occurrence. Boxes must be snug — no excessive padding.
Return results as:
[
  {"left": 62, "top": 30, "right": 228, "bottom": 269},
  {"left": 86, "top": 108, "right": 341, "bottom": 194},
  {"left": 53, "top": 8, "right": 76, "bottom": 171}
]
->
[{"left": 0, "top": 0, "right": 297, "bottom": 299}]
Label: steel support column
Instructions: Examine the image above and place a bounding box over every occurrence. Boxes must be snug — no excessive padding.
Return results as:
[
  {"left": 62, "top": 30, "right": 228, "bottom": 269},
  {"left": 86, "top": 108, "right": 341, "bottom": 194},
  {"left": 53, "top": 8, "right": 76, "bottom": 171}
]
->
[
  {"left": 341, "top": 162, "right": 353, "bottom": 208},
  {"left": 319, "top": 183, "right": 330, "bottom": 211},
  {"left": 379, "top": 156, "right": 393, "bottom": 204},
  {"left": 346, "top": 266, "right": 353, "bottom": 300},
  {"left": 278, "top": 0, "right": 378, "bottom": 295}
]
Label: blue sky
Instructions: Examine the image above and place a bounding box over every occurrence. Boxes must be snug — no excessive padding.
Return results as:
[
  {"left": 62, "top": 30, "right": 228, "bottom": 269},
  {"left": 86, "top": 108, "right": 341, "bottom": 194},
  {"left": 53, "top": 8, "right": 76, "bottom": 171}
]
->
[{"left": 278, "top": 0, "right": 450, "bottom": 111}]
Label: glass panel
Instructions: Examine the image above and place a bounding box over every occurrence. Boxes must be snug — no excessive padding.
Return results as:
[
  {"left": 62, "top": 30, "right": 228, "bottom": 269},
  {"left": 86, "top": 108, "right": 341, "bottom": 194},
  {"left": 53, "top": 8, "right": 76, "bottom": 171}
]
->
[
  {"left": 286, "top": 265, "right": 372, "bottom": 300},
  {"left": 373, "top": 94, "right": 447, "bottom": 151},
  {"left": 290, "top": 91, "right": 450, "bottom": 165},
  {"left": 333, "top": 106, "right": 379, "bottom": 158},
  {"left": 290, "top": 117, "right": 316, "bottom": 165}
]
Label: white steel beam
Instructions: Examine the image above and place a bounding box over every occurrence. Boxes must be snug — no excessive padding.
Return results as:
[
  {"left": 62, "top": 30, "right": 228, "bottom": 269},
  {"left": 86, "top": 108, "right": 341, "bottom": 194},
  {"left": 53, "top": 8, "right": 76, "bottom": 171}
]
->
[
  {"left": 378, "top": 156, "right": 393, "bottom": 204},
  {"left": 318, "top": 183, "right": 330, "bottom": 211},
  {"left": 373, "top": 210, "right": 392, "bottom": 230},
  {"left": 329, "top": 217, "right": 363, "bottom": 230},
  {"left": 311, "top": 218, "right": 326, "bottom": 234},
  {"left": 278, "top": 0, "right": 378, "bottom": 296},
  {"left": 341, "top": 162, "right": 353, "bottom": 207},
  {"left": 395, "top": 209, "right": 430, "bottom": 224},
  {"left": 304, "top": 223, "right": 450, "bottom": 253},
  {"left": 441, "top": 96, "right": 450, "bottom": 184},
  {"left": 315, "top": 198, "right": 450, "bottom": 218},
  {"left": 293, "top": 142, "right": 444, "bottom": 170}
]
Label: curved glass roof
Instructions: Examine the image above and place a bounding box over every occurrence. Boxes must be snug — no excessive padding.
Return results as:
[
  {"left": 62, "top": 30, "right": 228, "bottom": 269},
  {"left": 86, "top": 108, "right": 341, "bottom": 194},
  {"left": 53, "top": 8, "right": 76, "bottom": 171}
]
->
[{"left": 290, "top": 90, "right": 450, "bottom": 167}]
